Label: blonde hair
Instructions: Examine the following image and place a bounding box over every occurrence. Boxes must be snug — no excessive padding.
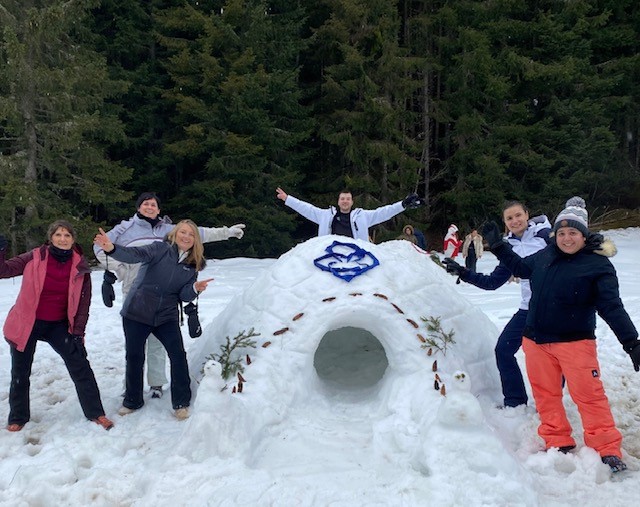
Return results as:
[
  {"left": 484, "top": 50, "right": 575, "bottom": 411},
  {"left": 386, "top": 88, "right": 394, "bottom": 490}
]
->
[{"left": 167, "top": 219, "right": 205, "bottom": 271}]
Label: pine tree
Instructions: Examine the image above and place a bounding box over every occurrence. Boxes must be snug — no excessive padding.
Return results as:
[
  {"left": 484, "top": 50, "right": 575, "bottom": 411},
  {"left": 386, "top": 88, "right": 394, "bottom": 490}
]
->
[
  {"left": 406, "top": 0, "right": 640, "bottom": 229},
  {"left": 0, "top": 0, "right": 132, "bottom": 252},
  {"left": 88, "top": 0, "right": 183, "bottom": 223},
  {"left": 308, "top": 0, "right": 423, "bottom": 239},
  {"left": 154, "top": 0, "right": 311, "bottom": 257}
]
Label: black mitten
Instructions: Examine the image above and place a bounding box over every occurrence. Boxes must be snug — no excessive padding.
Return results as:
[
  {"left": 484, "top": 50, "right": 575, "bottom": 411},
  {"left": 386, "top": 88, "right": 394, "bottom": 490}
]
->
[
  {"left": 442, "top": 258, "right": 467, "bottom": 277},
  {"left": 402, "top": 193, "right": 424, "bottom": 209},
  {"left": 482, "top": 221, "right": 504, "bottom": 251},
  {"left": 101, "top": 270, "right": 117, "bottom": 307},
  {"left": 184, "top": 302, "right": 202, "bottom": 338},
  {"left": 624, "top": 341, "right": 640, "bottom": 372},
  {"left": 0, "top": 234, "right": 7, "bottom": 251}
]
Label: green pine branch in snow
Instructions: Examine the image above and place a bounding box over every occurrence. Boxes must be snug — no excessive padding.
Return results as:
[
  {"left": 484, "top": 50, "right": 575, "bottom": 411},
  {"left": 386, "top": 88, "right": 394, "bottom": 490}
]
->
[
  {"left": 204, "top": 328, "right": 259, "bottom": 380},
  {"left": 420, "top": 316, "right": 456, "bottom": 356}
]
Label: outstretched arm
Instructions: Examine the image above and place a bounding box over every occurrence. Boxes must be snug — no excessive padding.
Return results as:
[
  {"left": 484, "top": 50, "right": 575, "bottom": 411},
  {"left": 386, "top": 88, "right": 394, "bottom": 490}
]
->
[
  {"left": 198, "top": 224, "right": 245, "bottom": 243},
  {"left": 359, "top": 201, "right": 405, "bottom": 226},
  {"left": 359, "top": 193, "right": 422, "bottom": 227},
  {"left": 92, "top": 221, "right": 130, "bottom": 279},
  {"left": 93, "top": 228, "right": 162, "bottom": 265},
  {"left": 279, "top": 190, "right": 326, "bottom": 225}
]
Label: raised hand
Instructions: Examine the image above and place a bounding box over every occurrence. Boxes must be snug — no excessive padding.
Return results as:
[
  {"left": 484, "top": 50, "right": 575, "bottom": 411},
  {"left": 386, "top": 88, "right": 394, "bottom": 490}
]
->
[
  {"left": 94, "top": 228, "right": 115, "bottom": 252},
  {"left": 276, "top": 187, "right": 288, "bottom": 201},
  {"left": 402, "top": 193, "right": 424, "bottom": 209},
  {"left": 228, "top": 224, "right": 246, "bottom": 239},
  {"left": 482, "top": 221, "right": 504, "bottom": 251}
]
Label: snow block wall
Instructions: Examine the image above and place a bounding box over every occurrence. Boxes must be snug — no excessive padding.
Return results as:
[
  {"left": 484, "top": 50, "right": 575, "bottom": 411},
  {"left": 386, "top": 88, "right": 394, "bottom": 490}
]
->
[{"left": 184, "top": 237, "right": 504, "bottom": 458}]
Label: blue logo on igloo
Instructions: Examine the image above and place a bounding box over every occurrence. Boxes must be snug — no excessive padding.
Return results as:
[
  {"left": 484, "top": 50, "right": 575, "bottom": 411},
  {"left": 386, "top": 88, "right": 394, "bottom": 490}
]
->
[{"left": 313, "top": 241, "right": 380, "bottom": 282}]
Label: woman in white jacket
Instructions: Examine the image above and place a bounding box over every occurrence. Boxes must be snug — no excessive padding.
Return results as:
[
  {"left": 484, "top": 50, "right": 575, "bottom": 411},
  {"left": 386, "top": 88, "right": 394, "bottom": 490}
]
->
[
  {"left": 443, "top": 201, "right": 551, "bottom": 408},
  {"left": 94, "top": 192, "right": 245, "bottom": 398}
]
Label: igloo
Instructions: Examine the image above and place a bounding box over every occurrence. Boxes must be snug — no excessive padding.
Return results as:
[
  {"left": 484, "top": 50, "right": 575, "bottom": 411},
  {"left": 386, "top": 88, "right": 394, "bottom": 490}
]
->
[
  {"left": 184, "top": 237, "right": 506, "bottom": 458},
  {"left": 189, "top": 236, "right": 504, "bottom": 395}
]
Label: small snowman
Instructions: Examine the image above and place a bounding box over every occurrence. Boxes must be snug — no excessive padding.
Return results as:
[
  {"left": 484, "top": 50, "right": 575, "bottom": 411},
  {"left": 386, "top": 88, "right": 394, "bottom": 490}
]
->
[{"left": 436, "top": 370, "right": 484, "bottom": 428}]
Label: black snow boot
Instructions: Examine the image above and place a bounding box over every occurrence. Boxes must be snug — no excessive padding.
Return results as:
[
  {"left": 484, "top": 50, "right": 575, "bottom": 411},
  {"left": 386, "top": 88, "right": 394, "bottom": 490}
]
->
[{"left": 601, "top": 455, "right": 627, "bottom": 473}]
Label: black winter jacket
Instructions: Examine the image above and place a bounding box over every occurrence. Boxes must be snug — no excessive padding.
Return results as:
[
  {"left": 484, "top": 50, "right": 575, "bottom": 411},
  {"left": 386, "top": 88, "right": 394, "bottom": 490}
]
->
[
  {"left": 108, "top": 241, "right": 199, "bottom": 326},
  {"left": 493, "top": 236, "right": 638, "bottom": 348}
]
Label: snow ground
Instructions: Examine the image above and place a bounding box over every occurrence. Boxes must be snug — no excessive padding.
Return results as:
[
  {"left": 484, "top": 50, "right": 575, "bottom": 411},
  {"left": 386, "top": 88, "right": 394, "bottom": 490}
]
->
[{"left": 1, "top": 229, "right": 638, "bottom": 506}]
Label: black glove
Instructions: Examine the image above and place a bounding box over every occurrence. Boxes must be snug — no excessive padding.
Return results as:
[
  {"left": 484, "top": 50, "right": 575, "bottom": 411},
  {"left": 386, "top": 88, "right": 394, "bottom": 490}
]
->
[
  {"left": 442, "top": 258, "right": 469, "bottom": 284},
  {"left": 184, "top": 302, "right": 202, "bottom": 338},
  {"left": 101, "top": 270, "right": 117, "bottom": 308},
  {"left": 402, "top": 193, "right": 424, "bottom": 209},
  {"left": 442, "top": 258, "right": 467, "bottom": 277},
  {"left": 0, "top": 234, "right": 7, "bottom": 251},
  {"left": 482, "top": 221, "right": 504, "bottom": 251},
  {"left": 624, "top": 341, "right": 640, "bottom": 372}
]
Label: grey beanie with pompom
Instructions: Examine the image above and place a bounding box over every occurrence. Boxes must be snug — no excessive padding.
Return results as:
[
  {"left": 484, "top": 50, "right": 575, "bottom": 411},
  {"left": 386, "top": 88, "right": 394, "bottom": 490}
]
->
[{"left": 553, "top": 196, "right": 589, "bottom": 237}]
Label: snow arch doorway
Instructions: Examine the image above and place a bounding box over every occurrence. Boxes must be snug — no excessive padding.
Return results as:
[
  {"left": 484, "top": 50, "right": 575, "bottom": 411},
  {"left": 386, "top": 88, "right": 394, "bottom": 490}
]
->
[{"left": 313, "top": 326, "right": 389, "bottom": 389}]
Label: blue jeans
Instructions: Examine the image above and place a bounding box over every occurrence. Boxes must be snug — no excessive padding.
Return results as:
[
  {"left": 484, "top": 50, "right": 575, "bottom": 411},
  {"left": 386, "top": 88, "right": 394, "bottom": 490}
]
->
[
  {"left": 122, "top": 318, "right": 191, "bottom": 410},
  {"left": 495, "top": 309, "right": 528, "bottom": 407}
]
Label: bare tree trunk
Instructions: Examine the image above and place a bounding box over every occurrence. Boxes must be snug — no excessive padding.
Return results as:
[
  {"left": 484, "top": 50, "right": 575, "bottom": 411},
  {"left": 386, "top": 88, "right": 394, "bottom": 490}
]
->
[
  {"left": 21, "top": 42, "right": 40, "bottom": 249},
  {"left": 420, "top": 67, "right": 431, "bottom": 222}
]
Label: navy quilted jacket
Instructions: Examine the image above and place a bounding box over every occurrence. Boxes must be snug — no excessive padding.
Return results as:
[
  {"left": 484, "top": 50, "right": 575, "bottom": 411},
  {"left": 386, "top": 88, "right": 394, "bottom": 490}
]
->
[
  {"left": 494, "top": 237, "right": 637, "bottom": 347},
  {"left": 108, "top": 241, "right": 198, "bottom": 326}
]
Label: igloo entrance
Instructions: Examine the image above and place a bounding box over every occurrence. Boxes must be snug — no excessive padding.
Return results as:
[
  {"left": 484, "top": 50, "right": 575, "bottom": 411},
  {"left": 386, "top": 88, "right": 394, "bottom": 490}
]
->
[{"left": 313, "top": 326, "right": 389, "bottom": 389}]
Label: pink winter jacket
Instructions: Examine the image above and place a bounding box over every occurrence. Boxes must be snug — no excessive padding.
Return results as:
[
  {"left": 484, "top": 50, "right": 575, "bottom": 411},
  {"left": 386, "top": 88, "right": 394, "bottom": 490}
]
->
[{"left": 1, "top": 245, "right": 91, "bottom": 352}]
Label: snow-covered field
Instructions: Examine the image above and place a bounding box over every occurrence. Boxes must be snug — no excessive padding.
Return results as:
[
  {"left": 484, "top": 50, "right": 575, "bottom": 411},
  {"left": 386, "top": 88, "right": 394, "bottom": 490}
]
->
[{"left": 1, "top": 229, "right": 638, "bottom": 506}]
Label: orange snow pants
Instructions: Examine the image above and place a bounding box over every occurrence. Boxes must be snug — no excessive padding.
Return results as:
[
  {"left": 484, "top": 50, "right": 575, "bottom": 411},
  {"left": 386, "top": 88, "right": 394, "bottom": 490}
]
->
[{"left": 522, "top": 337, "right": 622, "bottom": 458}]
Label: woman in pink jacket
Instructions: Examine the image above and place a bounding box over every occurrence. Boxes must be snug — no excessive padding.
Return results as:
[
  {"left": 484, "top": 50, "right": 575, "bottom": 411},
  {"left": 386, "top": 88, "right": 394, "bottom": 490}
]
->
[{"left": 0, "top": 220, "right": 113, "bottom": 432}]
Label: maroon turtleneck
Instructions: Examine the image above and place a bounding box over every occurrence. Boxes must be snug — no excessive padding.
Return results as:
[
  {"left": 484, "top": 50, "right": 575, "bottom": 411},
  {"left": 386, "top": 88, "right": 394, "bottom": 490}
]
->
[{"left": 35, "top": 254, "right": 72, "bottom": 321}]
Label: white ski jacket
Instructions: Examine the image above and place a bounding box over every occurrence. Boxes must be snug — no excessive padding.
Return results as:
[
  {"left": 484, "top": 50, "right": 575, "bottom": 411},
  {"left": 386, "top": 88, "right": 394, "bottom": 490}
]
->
[{"left": 285, "top": 195, "right": 405, "bottom": 242}]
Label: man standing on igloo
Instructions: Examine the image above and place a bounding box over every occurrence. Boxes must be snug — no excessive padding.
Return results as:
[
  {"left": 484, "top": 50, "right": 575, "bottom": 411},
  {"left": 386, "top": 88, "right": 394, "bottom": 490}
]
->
[{"left": 276, "top": 187, "right": 423, "bottom": 241}]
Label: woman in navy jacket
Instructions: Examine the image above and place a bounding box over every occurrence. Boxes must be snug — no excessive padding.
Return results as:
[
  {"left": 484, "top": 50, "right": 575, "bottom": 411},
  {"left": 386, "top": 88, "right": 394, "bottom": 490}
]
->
[
  {"left": 94, "top": 220, "right": 213, "bottom": 420},
  {"left": 484, "top": 197, "right": 640, "bottom": 473}
]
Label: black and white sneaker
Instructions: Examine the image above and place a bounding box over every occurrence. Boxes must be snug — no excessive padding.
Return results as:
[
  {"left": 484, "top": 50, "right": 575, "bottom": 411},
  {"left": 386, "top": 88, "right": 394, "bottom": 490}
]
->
[
  {"left": 601, "top": 455, "right": 627, "bottom": 473},
  {"left": 150, "top": 386, "right": 163, "bottom": 399}
]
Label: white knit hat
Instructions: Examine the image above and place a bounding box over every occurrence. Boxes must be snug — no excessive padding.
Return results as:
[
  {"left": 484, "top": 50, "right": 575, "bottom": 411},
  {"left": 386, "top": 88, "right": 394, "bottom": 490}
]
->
[{"left": 553, "top": 196, "right": 589, "bottom": 237}]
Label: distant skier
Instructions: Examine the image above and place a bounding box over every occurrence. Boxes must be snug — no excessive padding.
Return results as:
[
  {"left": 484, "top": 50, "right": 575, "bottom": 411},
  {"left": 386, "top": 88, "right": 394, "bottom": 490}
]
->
[{"left": 276, "top": 187, "right": 423, "bottom": 242}]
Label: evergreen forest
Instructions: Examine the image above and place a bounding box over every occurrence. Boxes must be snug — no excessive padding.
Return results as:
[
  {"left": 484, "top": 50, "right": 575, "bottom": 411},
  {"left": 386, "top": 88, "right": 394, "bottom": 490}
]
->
[{"left": 1, "top": 0, "right": 639, "bottom": 258}]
